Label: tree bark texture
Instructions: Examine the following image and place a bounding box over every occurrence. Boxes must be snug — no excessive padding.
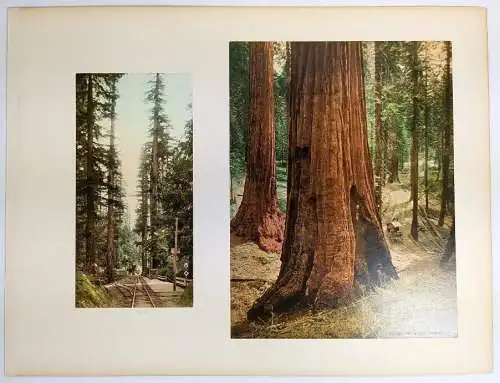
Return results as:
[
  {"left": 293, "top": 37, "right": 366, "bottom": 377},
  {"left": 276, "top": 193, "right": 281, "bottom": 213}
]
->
[
  {"left": 247, "top": 42, "right": 398, "bottom": 321},
  {"left": 230, "top": 42, "right": 285, "bottom": 253}
]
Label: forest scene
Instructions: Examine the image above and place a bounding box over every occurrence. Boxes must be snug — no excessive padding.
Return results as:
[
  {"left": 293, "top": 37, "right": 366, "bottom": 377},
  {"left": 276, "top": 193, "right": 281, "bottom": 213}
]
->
[
  {"left": 230, "top": 41, "right": 456, "bottom": 338},
  {"left": 75, "top": 73, "right": 193, "bottom": 308}
]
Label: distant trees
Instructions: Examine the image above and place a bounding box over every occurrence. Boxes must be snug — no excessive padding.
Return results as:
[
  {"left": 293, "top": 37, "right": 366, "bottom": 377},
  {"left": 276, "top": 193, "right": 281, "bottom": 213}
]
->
[
  {"left": 438, "top": 41, "right": 454, "bottom": 226},
  {"left": 248, "top": 42, "right": 398, "bottom": 320},
  {"left": 134, "top": 73, "right": 193, "bottom": 276},
  {"left": 145, "top": 73, "right": 172, "bottom": 269},
  {"left": 229, "top": 42, "right": 250, "bottom": 200},
  {"left": 410, "top": 41, "right": 420, "bottom": 240},
  {"left": 76, "top": 73, "right": 127, "bottom": 280},
  {"left": 374, "top": 41, "right": 385, "bottom": 211}
]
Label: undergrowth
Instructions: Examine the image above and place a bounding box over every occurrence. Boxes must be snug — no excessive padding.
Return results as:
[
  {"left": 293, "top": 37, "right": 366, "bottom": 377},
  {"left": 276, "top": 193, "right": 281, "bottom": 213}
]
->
[{"left": 75, "top": 271, "right": 112, "bottom": 308}]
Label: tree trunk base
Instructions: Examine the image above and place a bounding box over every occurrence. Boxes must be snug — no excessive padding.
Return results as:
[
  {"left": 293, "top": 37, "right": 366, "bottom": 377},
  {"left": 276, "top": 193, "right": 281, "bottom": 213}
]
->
[
  {"left": 247, "top": 219, "right": 398, "bottom": 322},
  {"left": 231, "top": 209, "right": 285, "bottom": 253}
]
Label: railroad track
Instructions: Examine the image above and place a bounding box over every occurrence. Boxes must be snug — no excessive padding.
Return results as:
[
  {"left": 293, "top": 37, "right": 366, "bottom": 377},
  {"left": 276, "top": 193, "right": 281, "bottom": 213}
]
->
[{"left": 131, "top": 275, "right": 156, "bottom": 308}]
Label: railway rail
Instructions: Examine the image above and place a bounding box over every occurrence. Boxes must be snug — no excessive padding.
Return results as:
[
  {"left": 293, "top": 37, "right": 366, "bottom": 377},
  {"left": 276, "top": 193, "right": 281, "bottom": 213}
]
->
[{"left": 131, "top": 275, "right": 156, "bottom": 308}]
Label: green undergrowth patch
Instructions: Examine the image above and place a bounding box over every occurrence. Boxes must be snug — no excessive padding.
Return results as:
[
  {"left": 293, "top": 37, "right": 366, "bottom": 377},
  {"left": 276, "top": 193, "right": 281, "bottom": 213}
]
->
[
  {"left": 178, "top": 283, "right": 194, "bottom": 307},
  {"left": 75, "top": 271, "right": 112, "bottom": 308}
]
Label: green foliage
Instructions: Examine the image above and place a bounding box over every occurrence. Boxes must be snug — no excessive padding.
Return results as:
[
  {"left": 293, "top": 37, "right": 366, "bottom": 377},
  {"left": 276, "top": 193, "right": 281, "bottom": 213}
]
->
[
  {"left": 229, "top": 42, "right": 250, "bottom": 181},
  {"left": 135, "top": 87, "right": 193, "bottom": 275},
  {"left": 75, "top": 271, "right": 111, "bottom": 308},
  {"left": 274, "top": 65, "right": 288, "bottom": 165},
  {"left": 116, "top": 223, "right": 139, "bottom": 270},
  {"left": 178, "top": 284, "right": 194, "bottom": 306},
  {"left": 76, "top": 73, "right": 126, "bottom": 268}
]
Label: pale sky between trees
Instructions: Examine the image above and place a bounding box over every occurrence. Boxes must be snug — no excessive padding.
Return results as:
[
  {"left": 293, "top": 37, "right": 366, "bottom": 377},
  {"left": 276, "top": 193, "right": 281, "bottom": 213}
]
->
[{"left": 112, "top": 73, "right": 192, "bottom": 224}]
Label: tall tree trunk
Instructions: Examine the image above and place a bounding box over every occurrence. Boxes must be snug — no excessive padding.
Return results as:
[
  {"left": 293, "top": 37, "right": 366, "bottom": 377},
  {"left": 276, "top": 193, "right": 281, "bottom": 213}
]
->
[
  {"left": 230, "top": 42, "right": 285, "bottom": 253},
  {"left": 105, "top": 89, "right": 117, "bottom": 283},
  {"left": 230, "top": 175, "right": 235, "bottom": 204},
  {"left": 387, "top": 114, "right": 399, "bottom": 183},
  {"left": 85, "top": 74, "right": 97, "bottom": 272},
  {"left": 141, "top": 172, "right": 149, "bottom": 275},
  {"left": 440, "top": 217, "right": 455, "bottom": 265},
  {"left": 150, "top": 74, "right": 161, "bottom": 268},
  {"left": 374, "top": 41, "right": 384, "bottom": 211},
  {"left": 438, "top": 42, "right": 453, "bottom": 226},
  {"left": 247, "top": 42, "right": 398, "bottom": 321},
  {"left": 410, "top": 42, "right": 419, "bottom": 241}
]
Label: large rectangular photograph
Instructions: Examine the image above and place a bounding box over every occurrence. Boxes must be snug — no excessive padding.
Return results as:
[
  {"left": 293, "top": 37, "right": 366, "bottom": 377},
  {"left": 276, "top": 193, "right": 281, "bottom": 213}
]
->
[
  {"left": 230, "top": 41, "right": 456, "bottom": 338},
  {"left": 75, "top": 73, "right": 193, "bottom": 308}
]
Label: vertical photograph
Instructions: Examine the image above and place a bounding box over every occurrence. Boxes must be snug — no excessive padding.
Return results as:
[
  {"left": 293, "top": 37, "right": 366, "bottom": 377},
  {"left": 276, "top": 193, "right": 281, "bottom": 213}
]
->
[
  {"left": 230, "top": 42, "right": 456, "bottom": 338},
  {"left": 75, "top": 73, "right": 193, "bottom": 308}
]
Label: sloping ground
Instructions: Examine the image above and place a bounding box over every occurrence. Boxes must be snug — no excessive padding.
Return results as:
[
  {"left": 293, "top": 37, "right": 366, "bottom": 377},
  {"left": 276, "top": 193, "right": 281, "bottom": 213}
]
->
[
  {"left": 231, "top": 182, "right": 457, "bottom": 338},
  {"left": 75, "top": 272, "right": 113, "bottom": 308},
  {"left": 230, "top": 233, "right": 281, "bottom": 324}
]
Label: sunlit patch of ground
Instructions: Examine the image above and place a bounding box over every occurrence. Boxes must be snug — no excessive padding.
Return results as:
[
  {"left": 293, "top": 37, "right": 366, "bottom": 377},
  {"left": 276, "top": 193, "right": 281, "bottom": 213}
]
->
[{"left": 230, "top": 180, "right": 457, "bottom": 339}]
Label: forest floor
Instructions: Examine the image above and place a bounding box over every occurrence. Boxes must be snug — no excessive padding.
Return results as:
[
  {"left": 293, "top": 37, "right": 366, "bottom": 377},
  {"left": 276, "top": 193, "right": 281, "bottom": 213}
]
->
[{"left": 230, "top": 175, "right": 457, "bottom": 338}]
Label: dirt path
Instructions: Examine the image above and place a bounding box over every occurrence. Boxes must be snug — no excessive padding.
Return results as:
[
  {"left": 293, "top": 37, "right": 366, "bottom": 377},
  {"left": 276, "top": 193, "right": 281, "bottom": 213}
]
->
[{"left": 230, "top": 181, "right": 457, "bottom": 338}]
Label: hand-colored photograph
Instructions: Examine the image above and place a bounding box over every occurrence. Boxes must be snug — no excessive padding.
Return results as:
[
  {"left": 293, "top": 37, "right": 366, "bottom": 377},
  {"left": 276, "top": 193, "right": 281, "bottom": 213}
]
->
[
  {"left": 75, "top": 73, "right": 193, "bottom": 308},
  {"left": 230, "top": 41, "right": 456, "bottom": 338}
]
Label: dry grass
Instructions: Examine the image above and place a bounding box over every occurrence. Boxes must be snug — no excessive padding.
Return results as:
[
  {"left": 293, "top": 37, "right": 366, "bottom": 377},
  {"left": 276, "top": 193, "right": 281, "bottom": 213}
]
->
[
  {"left": 230, "top": 182, "right": 457, "bottom": 339},
  {"left": 232, "top": 292, "right": 383, "bottom": 339}
]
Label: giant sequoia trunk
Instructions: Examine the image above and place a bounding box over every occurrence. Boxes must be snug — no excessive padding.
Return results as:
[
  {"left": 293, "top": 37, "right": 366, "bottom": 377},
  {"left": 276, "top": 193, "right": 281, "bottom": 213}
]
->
[
  {"left": 374, "top": 42, "right": 384, "bottom": 210},
  {"left": 85, "top": 74, "right": 97, "bottom": 271},
  {"left": 230, "top": 42, "right": 284, "bottom": 253},
  {"left": 438, "top": 42, "right": 453, "bottom": 226},
  {"left": 247, "top": 42, "right": 398, "bottom": 321}
]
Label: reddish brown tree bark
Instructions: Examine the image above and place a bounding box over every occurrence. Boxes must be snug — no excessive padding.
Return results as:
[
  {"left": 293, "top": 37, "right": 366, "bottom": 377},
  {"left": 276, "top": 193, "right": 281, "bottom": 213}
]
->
[
  {"left": 247, "top": 42, "right": 398, "bottom": 321},
  {"left": 230, "top": 42, "right": 285, "bottom": 253}
]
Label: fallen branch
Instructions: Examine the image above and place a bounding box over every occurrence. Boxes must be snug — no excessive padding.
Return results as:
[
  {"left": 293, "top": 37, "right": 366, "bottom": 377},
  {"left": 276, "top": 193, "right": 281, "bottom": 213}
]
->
[{"left": 231, "top": 278, "right": 274, "bottom": 283}]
